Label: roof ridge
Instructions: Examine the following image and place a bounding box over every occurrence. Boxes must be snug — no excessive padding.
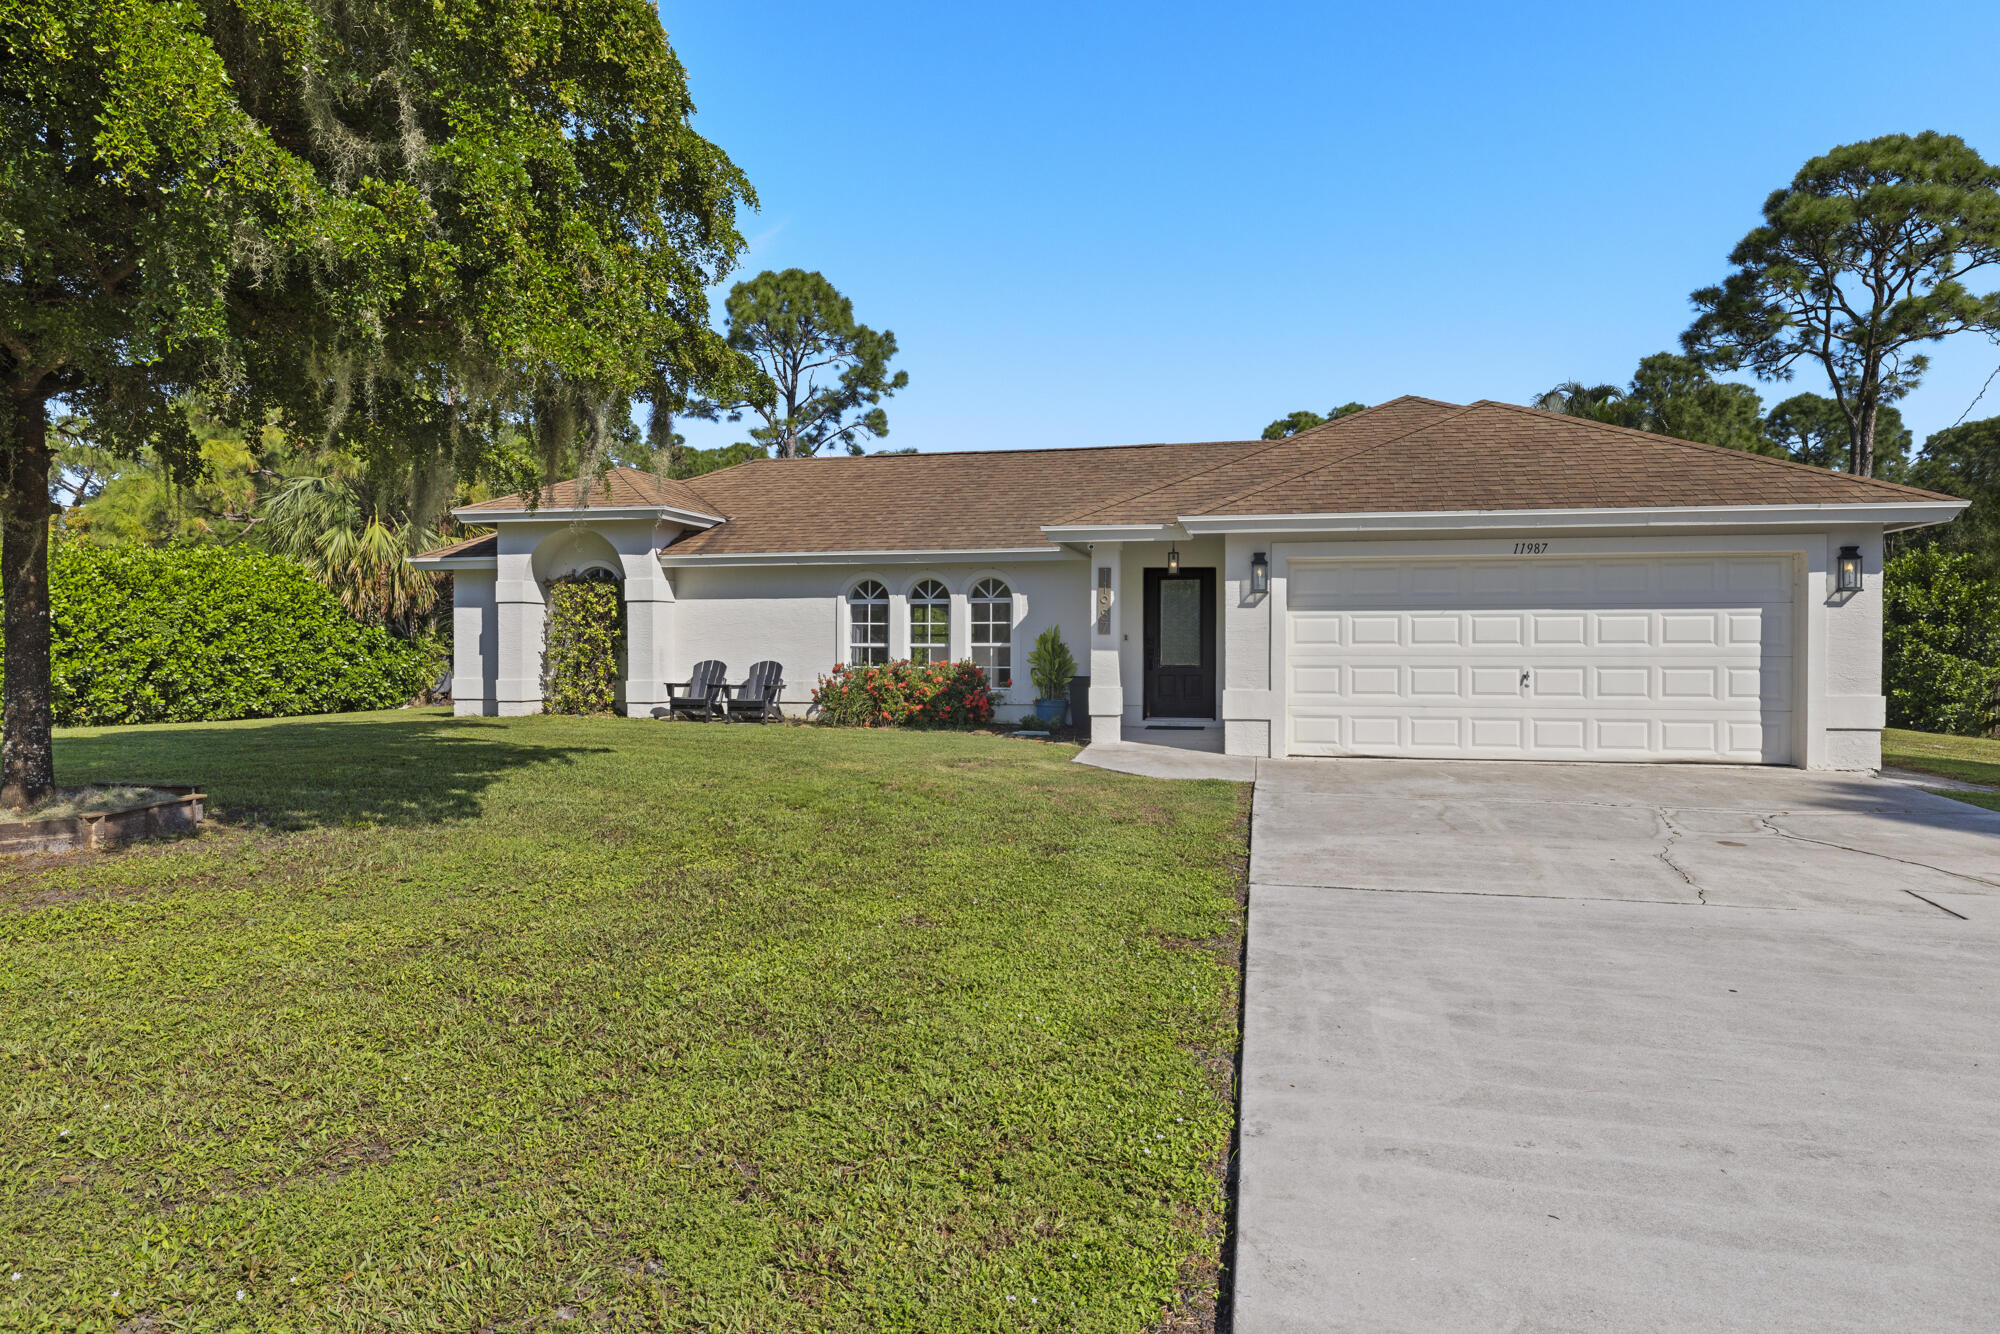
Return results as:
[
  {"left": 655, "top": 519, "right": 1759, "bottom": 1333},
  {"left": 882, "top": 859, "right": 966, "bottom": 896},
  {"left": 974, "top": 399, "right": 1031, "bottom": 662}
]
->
[
  {"left": 1058, "top": 398, "right": 1468, "bottom": 524},
  {"left": 1052, "top": 437, "right": 1305, "bottom": 524},
  {"left": 701, "top": 439, "right": 1267, "bottom": 467},
  {"left": 1191, "top": 400, "right": 1489, "bottom": 515},
  {"left": 1477, "top": 401, "right": 1958, "bottom": 502}
]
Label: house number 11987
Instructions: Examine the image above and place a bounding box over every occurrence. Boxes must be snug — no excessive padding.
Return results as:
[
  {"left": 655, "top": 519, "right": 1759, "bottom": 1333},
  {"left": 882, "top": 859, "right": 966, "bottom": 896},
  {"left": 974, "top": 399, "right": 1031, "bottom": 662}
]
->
[{"left": 1513, "top": 541, "right": 1550, "bottom": 555}]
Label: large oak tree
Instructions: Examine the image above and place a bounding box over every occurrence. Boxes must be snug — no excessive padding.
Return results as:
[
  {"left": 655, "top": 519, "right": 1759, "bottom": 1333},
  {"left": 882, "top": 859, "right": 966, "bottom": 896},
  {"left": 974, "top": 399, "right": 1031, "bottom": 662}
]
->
[{"left": 0, "top": 0, "right": 750, "bottom": 803}]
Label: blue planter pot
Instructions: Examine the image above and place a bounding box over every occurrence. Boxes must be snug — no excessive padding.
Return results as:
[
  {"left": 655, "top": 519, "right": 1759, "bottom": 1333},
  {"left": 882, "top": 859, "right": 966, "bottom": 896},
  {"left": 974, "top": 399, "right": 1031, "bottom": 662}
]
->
[{"left": 1034, "top": 698, "right": 1069, "bottom": 726}]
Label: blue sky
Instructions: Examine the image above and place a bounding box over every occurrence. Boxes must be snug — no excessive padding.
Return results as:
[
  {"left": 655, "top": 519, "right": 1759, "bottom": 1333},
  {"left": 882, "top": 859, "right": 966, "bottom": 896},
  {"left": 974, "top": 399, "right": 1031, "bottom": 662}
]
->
[{"left": 659, "top": 1, "right": 2000, "bottom": 457}]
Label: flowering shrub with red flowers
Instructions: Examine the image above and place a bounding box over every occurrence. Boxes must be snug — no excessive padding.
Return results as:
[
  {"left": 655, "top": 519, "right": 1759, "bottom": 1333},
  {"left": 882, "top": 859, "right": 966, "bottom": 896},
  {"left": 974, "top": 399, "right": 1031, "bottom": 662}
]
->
[{"left": 811, "top": 660, "right": 997, "bottom": 728}]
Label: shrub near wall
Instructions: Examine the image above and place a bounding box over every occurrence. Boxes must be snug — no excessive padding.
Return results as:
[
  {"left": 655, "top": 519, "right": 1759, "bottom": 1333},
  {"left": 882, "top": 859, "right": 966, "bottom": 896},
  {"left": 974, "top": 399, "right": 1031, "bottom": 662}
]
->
[
  {"left": 813, "top": 660, "right": 996, "bottom": 727},
  {"left": 25, "top": 544, "right": 439, "bottom": 725},
  {"left": 543, "top": 579, "right": 622, "bottom": 715},
  {"left": 1883, "top": 546, "right": 2000, "bottom": 736}
]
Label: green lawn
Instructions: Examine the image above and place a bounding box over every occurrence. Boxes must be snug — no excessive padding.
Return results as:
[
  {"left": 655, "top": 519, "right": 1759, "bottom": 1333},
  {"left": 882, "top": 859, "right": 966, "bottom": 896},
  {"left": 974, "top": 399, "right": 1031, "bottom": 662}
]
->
[
  {"left": 0, "top": 712, "right": 1249, "bottom": 1332},
  {"left": 1883, "top": 727, "right": 2000, "bottom": 812}
]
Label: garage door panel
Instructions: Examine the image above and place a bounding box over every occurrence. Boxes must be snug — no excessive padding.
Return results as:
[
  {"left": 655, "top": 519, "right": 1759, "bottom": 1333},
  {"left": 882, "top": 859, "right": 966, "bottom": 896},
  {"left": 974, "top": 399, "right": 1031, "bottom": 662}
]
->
[
  {"left": 1409, "top": 716, "right": 1462, "bottom": 748},
  {"left": 1408, "top": 666, "right": 1462, "bottom": 698},
  {"left": 1531, "top": 666, "right": 1586, "bottom": 699},
  {"left": 1296, "top": 665, "right": 1344, "bottom": 695},
  {"left": 1532, "top": 614, "right": 1587, "bottom": 646},
  {"left": 1348, "top": 665, "right": 1397, "bottom": 696},
  {"left": 1594, "top": 614, "right": 1652, "bottom": 646},
  {"left": 1593, "top": 563, "right": 1654, "bottom": 596},
  {"left": 1533, "top": 718, "right": 1588, "bottom": 750},
  {"left": 1660, "top": 719, "right": 1724, "bottom": 754},
  {"left": 1469, "top": 564, "right": 1526, "bottom": 596},
  {"left": 1349, "top": 614, "right": 1400, "bottom": 645},
  {"left": 1726, "top": 558, "right": 1791, "bottom": 596},
  {"left": 1470, "top": 613, "right": 1524, "bottom": 645},
  {"left": 1409, "top": 614, "right": 1462, "bottom": 645},
  {"left": 1411, "top": 563, "right": 1460, "bottom": 597},
  {"left": 1469, "top": 717, "right": 1524, "bottom": 748},
  {"left": 1660, "top": 612, "right": 1722, "bottom": 645},
  {"left": 1285, "top": 554, "right": 1795, "bottom": 764},
  {"left": 1659, "top": 666, "right": 1720, "bottom": 699},
  {"left": 1595, "top": 666, "right": 1652, "bottom": 699},
  {"left": 1534, "top": 562, "right": 1591, "bottom": 596},
  {"left": 1293, "top": 617, "right": 1343, "bottom": 646},
  {"left": 1350, "top": 716, "right": 1400, "bottom": 748},
  {"left": 1659, "top": 560, "right": 1719, "bottom": 595}
]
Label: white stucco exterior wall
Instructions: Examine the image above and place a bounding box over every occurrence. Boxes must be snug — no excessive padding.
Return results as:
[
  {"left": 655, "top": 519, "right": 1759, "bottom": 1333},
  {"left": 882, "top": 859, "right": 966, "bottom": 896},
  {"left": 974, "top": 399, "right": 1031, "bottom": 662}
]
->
[{"left": 666, "top": 558, "right": 1088, "bottom": 720}]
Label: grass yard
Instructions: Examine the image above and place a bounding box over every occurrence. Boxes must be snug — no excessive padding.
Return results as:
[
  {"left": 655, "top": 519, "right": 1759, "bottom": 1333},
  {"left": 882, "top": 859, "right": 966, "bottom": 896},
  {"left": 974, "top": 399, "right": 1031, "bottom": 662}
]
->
[
  {"left": 0, "top": 711, "right": 1250, "bottom": 1332},
  {"left": 1882, "top": 727, "right": 2000, "bottom": 812}
]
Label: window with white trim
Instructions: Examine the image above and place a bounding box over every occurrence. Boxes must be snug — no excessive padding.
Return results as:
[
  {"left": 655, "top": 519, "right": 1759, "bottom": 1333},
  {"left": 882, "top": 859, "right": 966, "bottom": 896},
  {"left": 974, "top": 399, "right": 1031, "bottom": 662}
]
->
[
  {"left": 848, "top": 580, "right": 889, "bottom": 665},
  {"left": 908, "top": 579, "right": 949, "bottom": 665},
  {"left": 969, "top": 578, "right": 1012, "bottom": 687}
]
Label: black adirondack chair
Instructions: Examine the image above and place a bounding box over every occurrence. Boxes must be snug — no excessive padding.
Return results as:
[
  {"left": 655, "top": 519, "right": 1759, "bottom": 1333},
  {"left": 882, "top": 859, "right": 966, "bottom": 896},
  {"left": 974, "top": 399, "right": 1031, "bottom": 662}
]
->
[
  {"left": 721, "top": 661, "right": 786, "bottom": 723},
  {"left": 665, "top": 660, "right": 729, "bottom": 721}
]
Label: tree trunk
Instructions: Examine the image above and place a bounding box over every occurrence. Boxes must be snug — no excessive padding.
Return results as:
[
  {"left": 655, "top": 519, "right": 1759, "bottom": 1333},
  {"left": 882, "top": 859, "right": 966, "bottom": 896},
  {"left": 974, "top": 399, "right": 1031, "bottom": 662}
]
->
[
  {"left": 1856, "top": 396, "right": 1878, "bottom": 478},
  {"left": 1, "top": 392, "right": 55, "bottom": 808}
]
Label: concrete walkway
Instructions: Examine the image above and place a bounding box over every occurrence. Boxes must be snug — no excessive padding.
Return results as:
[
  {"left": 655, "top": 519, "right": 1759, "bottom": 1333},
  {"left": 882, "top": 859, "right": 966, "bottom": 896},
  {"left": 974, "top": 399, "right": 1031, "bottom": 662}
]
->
[
  {"left": 1233, "top": 760, "right": 2000, "bottom": 1331},
  {"left": 1074, "top": 739, "right": 1261, "bottom": 782}
]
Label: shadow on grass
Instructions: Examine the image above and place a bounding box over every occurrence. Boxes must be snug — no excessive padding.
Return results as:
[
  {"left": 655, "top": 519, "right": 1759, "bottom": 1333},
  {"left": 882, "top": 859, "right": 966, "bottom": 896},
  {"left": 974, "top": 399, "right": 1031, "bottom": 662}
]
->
[{"left": 53, "top": 714, "right": 610, "bottom": 831}]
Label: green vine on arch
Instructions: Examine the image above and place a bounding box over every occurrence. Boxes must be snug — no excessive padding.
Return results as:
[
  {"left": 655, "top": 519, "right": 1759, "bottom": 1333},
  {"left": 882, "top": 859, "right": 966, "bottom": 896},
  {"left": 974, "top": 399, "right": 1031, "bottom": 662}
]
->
[{"left": 543, "top": 573, "right": 623, "bottom": 715}]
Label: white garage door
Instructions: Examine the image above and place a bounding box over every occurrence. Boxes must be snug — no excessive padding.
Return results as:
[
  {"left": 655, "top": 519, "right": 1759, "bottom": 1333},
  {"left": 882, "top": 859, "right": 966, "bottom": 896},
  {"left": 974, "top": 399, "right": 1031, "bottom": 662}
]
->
[{"left": 1285, "top": 555, "right": 1795, "bottom": 763}]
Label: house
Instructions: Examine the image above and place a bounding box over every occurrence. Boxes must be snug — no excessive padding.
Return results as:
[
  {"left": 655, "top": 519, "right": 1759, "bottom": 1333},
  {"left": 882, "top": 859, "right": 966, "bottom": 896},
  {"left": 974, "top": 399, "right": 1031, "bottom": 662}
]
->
[{"left": 410, "top": 397, "right": 1965, "bottom": 770}]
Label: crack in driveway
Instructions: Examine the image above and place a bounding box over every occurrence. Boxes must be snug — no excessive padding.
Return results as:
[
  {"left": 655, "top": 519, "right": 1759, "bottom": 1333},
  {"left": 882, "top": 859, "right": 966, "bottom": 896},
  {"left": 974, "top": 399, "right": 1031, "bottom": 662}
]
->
[
  {"left": 1754, "top": 813, "right": 2000, "bottom": 890},
  {"left": 1653, "top": 809, "right": 1705, "bottom": 903}
]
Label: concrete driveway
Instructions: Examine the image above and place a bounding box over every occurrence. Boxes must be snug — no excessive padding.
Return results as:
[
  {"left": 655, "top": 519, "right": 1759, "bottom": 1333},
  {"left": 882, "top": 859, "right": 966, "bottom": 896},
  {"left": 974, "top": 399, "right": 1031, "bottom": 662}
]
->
[{"left": 1235, "top": 760, "right": 2000, "bottom": 1332}]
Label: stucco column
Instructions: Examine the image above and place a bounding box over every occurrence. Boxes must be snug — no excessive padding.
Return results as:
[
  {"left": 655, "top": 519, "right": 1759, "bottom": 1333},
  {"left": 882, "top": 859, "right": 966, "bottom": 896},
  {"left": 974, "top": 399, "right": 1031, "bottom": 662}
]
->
[
  {"left": 450, "top": 568, "right": 499, "bottom": 717},
  {"left": 1220, "top": 533, "right": 1275, "bottom": 757},
  {"left": 1087, "top": 544, "right": 1123, "bottom": 742},
  {"left": 621, "top": 555, "right": 675, "bottom": 718},
  {"left": 492, "top": 544, "right": 544, "bottom": 716},
  {"left": 1815, "top": 526, "right": 1886, "bottom": 772}
]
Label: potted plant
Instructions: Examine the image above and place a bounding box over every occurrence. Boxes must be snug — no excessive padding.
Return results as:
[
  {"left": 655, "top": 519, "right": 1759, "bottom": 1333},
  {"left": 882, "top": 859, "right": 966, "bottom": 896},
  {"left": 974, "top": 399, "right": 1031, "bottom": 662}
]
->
[{"left": 1029, "top": 626, "right": 1077, "bottom": 726}]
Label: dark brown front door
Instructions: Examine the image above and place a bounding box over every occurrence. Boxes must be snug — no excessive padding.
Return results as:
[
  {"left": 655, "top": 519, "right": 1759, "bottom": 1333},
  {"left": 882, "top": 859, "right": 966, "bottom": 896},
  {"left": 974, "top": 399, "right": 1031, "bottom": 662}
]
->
[{"left": 1143, "top": 567, "right": 1216, "bottom": 718}]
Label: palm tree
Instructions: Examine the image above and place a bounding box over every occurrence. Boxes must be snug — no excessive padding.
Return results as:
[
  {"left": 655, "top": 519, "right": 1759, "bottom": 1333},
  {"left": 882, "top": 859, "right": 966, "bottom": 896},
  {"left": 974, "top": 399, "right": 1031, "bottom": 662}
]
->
[
  {"left": 258, "top": 476, "right": 451, "bottom": 635},
  {"left": 1533, "top": 381, "right": 1626, "bottom": 418}
]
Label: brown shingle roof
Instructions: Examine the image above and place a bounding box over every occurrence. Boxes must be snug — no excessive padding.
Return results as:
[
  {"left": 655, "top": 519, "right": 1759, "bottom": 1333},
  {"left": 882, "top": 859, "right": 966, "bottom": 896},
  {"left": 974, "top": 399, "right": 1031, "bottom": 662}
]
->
[
  {"left": 458, "top": 467, "right": 721, "bottom": 517},
  {"left": 453, "top": 401, "right": 1957, "bottom": 557},
  {"left": 1202, "top": 401, "right": 1951, "bottom": 515},
  {"left": 412, "top": 532, "right": 496, "bottom": 561},
  {"left": 1058, "top": 397, "right": 1464, "bottom": 524},
  {"left": 659, "top": 440, "right": 1267, "bottom": 555}
]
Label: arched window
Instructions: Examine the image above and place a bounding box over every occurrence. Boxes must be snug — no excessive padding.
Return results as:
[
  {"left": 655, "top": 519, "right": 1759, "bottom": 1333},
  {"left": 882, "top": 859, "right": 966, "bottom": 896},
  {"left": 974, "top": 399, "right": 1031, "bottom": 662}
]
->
[
  {"left": 847, "top": 580, "right": 889, "bottom": 665},
  {"left": 908, "top": 579, "right": 949, "bottom": 665},
  {"left": 969, "top": 578, "right": 1012, "bottom": 687}
]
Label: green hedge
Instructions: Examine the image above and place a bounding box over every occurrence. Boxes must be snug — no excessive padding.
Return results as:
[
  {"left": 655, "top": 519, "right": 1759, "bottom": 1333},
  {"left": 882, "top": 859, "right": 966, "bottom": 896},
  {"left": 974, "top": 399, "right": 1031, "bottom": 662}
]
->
[
  {"left": 1883, "top": 546, "right": 2000, "bottom": 736},
  {"left": 13, "top": 544, "right": 441, "bottom": 726}
]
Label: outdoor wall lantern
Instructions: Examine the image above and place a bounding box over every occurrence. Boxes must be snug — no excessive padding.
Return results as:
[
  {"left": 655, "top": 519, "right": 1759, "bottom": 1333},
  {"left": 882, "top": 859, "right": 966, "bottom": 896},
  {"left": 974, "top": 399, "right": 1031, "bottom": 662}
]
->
[
  {"left": 1836, "top": 545, "right": 1864, "bottom": 594},
  {"left": 1166, "top": 545, "right": 1181, "bottom": 576},
  {"left": 1250, "top": 551, "right": 1270, "bottom": 595}
]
